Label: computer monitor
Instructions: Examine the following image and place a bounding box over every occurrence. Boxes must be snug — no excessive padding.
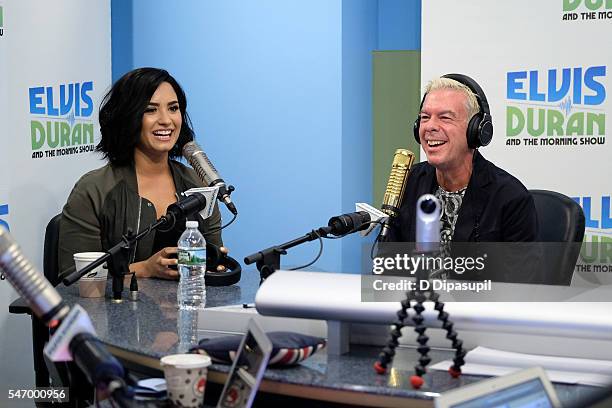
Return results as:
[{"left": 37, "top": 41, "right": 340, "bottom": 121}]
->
[
  {"left": 435, "top": 367, "right": 561, "bottom": 408},
  {"left": 216, "top": 319, "right": 272, "bottom": 408}
]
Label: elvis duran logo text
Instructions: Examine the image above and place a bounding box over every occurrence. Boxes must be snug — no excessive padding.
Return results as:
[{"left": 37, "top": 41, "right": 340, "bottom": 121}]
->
[
  {"left": 29, "top": 82, "right": 96, "bottom": 159},
  {"left": 505, "top": 66, "right": 606, "bottom": 147},
  {"left": 563, "top": 0, "right": 612, "bottom": 21},
  {"left": 0, "top": 6, "right": 4, "bottom": 37},
  {"left": 573, "top": 196, "right": 612, "bottom": 272},
  {"left": 0, "top": 204, "right": 9, "bottom": 231}
]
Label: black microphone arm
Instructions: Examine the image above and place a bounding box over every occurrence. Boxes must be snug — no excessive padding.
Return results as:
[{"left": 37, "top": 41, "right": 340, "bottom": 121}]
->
[
  {"left": 182, "top": 141, "right": 238, "bottom": 215},
  {"left": 244, "top": 229, "right": 322, "bottom": 282},
  {"left": 244, "top": 210, "right": 372, "bottom": 281}
]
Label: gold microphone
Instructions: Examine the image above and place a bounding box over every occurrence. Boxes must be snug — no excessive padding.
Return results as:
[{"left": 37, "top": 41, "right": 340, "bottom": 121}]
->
[{"left": 380, "top": 149, "right": 415, "bottom": 239}]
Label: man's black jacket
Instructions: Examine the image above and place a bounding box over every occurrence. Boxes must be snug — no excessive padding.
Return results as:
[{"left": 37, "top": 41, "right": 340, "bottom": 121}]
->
[
  {"left": 387, "top": 150, "right": 538, "bottom": 243},
  {"left": 385, "top": 151, "right": 542, "bottom": 284}
]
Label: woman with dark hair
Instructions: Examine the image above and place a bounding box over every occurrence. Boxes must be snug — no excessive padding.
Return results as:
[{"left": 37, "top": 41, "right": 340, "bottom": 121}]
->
[{"left": 58, "top": 67, "right": 226, "bottom": 279}]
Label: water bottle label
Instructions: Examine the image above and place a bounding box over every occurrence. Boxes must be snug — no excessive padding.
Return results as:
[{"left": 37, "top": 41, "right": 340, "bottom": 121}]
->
[{"left": 178, "top": 249, "right": 206, "bottom": 265}]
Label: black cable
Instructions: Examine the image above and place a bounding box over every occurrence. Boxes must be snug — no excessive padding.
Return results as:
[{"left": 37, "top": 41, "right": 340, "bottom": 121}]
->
[
  {"left": 321, "top": 218, "right": 386, "bottom": 266},
  {"left": 291, "top": 219, "right": 385, "bottom": 271},
  {"left": 289, "top": 231, "right": 324, "bottom": 271},
  {"left": 370, "top": 220, "right": 387, "bottom": 260},
  {"left": 220, "top": 212, "right": 238, "bottom": 230},
  {"left": 205, "top": 212, "right": 238, "bottom": 236}
]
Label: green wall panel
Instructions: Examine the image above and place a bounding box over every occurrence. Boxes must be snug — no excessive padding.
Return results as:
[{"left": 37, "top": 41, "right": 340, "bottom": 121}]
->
[{"left": 372, "top": 50, "right": 421, "bottom": 208}]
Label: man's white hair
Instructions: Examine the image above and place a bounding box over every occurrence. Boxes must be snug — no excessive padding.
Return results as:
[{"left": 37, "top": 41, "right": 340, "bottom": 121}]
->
[{"left": 424, "top": 77, "right": 480, "bottom": 121}]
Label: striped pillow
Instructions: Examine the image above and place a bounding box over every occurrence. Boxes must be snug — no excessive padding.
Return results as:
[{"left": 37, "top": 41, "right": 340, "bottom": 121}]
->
[{"left": 191, "top": 332, "right": 326, "bottom": 367}]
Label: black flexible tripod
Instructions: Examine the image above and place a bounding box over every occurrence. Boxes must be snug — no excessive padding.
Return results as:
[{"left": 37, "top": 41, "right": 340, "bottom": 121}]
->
[{"left": 373, "top": 249, "right": 467, "bottom": 389}]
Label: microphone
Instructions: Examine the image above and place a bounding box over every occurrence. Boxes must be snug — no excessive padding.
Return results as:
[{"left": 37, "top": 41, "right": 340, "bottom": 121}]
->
[
  {"left": 379, "top": 149, "right": 415, "bottom": 240},
  {"left": 159, "top": 192, "right": 208, "bottom": 231},
  {"left": 415, "top": 194, "right": 441, "bottom": 253},
  {"left": 182, "top": 141, "right": 238, "bottom": 215},
  {"left": 320, "top": 211, "right": 371, "bottom": 237},
  {"left": 0, "top": 226, "right": 125, "bottom": 386},
  {"left": 0, "top": 226, "right": 69, "bottom": 326}
]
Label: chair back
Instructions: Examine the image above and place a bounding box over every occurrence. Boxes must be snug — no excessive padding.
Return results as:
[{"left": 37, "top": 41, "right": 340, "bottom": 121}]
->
[
  {"left": 530, "top": 190, "right": 585, "bottom": 285},
  {"left": 43, "top": 214, "right": 62, "bottom": 286}
]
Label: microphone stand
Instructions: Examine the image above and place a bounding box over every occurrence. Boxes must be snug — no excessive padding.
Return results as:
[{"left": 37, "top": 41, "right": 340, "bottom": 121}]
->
[
  {"left": 63, "top": 217, "right": 170, "bottom": 301},
  {"left": 244, "top": 227, "right": 331, "bottom": 283}
]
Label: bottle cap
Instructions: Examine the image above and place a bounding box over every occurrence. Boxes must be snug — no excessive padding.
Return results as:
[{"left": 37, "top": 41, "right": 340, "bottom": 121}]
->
[{"left": 185, "top": 220, "right": 199, "bottom": 229}]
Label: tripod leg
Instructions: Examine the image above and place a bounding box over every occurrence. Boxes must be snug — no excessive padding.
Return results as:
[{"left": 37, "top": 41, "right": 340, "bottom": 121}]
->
[
  {"left": 431, "top": 291, "right": 466, "bottom": 378},
  {"left": 374, "top": 294, "right": 414, "bottom": 374},
  {"left": 409, "top": 291, "right": 430, "bottom": 389}
]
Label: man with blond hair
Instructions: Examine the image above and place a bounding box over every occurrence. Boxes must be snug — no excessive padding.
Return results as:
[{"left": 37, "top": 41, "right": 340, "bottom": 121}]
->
[{"left": 388, "top": 73, "right": 537, "bottom": 251}]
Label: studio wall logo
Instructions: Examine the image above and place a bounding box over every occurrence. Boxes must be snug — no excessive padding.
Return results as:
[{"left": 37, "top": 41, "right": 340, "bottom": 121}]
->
[
  {"left": 29, "top": 81, "right": 96, "bottom": 159},
  {"left": 573, "top": 195, "right": 612, "bottom": 271},
  {"left": 0, "top": 5, "right": 4, "bottom": 37},
  {"left": 505, "top": 66, "right": 607, "bottom": 147},
  {"left": 0, "top": 204, "right": 9, "bottom": 231},
  {"left": 562, "top": 0, "right": 612, "bottom": 21}
]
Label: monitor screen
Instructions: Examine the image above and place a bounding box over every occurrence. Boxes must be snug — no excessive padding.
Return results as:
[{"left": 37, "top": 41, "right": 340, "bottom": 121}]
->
[
  {"left": 217, "top": 331, "right": 268, "bottom": 408},
  {"left": 450, "top": 378, "right": 555, "bottom": 408}
]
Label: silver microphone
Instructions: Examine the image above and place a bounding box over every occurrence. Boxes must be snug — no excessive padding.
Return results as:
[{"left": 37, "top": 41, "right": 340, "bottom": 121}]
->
[
  {"left": 182, "top": 141, "right": 237, "bottom": 215},
  {"left": 0, "top": 226, "right": 69, "bottom": 325}
]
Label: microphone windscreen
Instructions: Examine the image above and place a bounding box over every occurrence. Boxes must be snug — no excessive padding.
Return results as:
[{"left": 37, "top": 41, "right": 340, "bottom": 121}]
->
[{"left": 182, "top": 141, "right": 202, "bottom": 159}]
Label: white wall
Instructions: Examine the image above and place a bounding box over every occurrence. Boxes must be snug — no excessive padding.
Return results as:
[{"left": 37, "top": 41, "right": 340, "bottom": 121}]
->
[{"left": 0, "top": 1, "right": 111, "bottom": 404}]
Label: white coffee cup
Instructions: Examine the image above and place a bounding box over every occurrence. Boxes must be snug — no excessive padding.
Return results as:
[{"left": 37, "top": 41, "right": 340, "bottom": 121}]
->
[
  {"left": 160, "top": 354, "right": 211, "bottom": 408},
  {"left": 74, "top": 252, "right": 107, "bottom": 298}
]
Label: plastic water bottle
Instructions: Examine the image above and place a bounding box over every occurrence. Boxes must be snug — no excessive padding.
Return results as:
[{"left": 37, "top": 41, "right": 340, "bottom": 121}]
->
[{"left": 177, "top": 220, "right": 206, "bottom": 310}]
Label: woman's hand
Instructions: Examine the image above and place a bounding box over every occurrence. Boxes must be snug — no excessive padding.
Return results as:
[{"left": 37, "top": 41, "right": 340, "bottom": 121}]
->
[
  {"left": 132, "top": 247, "right": 179, "bottom": 279},
  {"left": 215, "top": 246, "right": 230, "bottom": 272}
]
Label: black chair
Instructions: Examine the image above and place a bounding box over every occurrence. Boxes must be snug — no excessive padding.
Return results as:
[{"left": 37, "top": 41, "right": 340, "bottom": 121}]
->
[
  {"left": 8, "top": 214, "right": 63, "bottom": 389},
  {"left": 530, "top": 190, "right": 585, "bottom": 285}
]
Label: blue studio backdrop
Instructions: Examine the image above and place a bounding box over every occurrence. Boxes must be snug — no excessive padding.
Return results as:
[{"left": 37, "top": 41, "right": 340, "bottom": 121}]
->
[{"left": 111, "top": 0, "right": 421, "bottom": 274}]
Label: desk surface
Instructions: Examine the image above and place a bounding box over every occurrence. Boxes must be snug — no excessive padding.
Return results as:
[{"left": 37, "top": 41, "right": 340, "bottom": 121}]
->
[{"left": 57, "top": 271, "right": 600, "bottom": 407}]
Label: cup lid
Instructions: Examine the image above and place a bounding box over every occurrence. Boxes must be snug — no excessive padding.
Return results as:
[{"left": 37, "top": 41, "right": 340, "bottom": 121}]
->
[
  {"left": 74, "top": 252, "right": 106, "bottom": 260},
  {"left": 160, "top": 354, "right": 211, "bottom": 369}
]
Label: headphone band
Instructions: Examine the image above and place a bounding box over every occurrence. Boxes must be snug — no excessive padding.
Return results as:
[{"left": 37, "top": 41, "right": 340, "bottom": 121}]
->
[{"left": 441, "top": 73, "right": 491, "bottom": 117}]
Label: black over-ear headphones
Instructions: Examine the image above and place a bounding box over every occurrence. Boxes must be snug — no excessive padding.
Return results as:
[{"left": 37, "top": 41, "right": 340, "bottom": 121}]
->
[{"left": 413, "top": 73, "right": 493, "bottom": 149}]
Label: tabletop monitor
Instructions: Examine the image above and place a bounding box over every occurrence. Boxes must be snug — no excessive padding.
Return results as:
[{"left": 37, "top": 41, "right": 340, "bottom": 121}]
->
[
  {"left": 435, "top": 367, "right": 561, "bottom": 408},
  {"left": 216, "top": 319, "right": 272, "bottom": 408}
]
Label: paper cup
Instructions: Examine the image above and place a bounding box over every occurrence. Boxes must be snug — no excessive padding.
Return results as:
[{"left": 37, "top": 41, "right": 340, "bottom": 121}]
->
[
  {"left": 160, "top": 354, "right": 211, "bottom": 408},
  {"left": 74, "top": 252, "right": 107, "bottom": 298}
]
